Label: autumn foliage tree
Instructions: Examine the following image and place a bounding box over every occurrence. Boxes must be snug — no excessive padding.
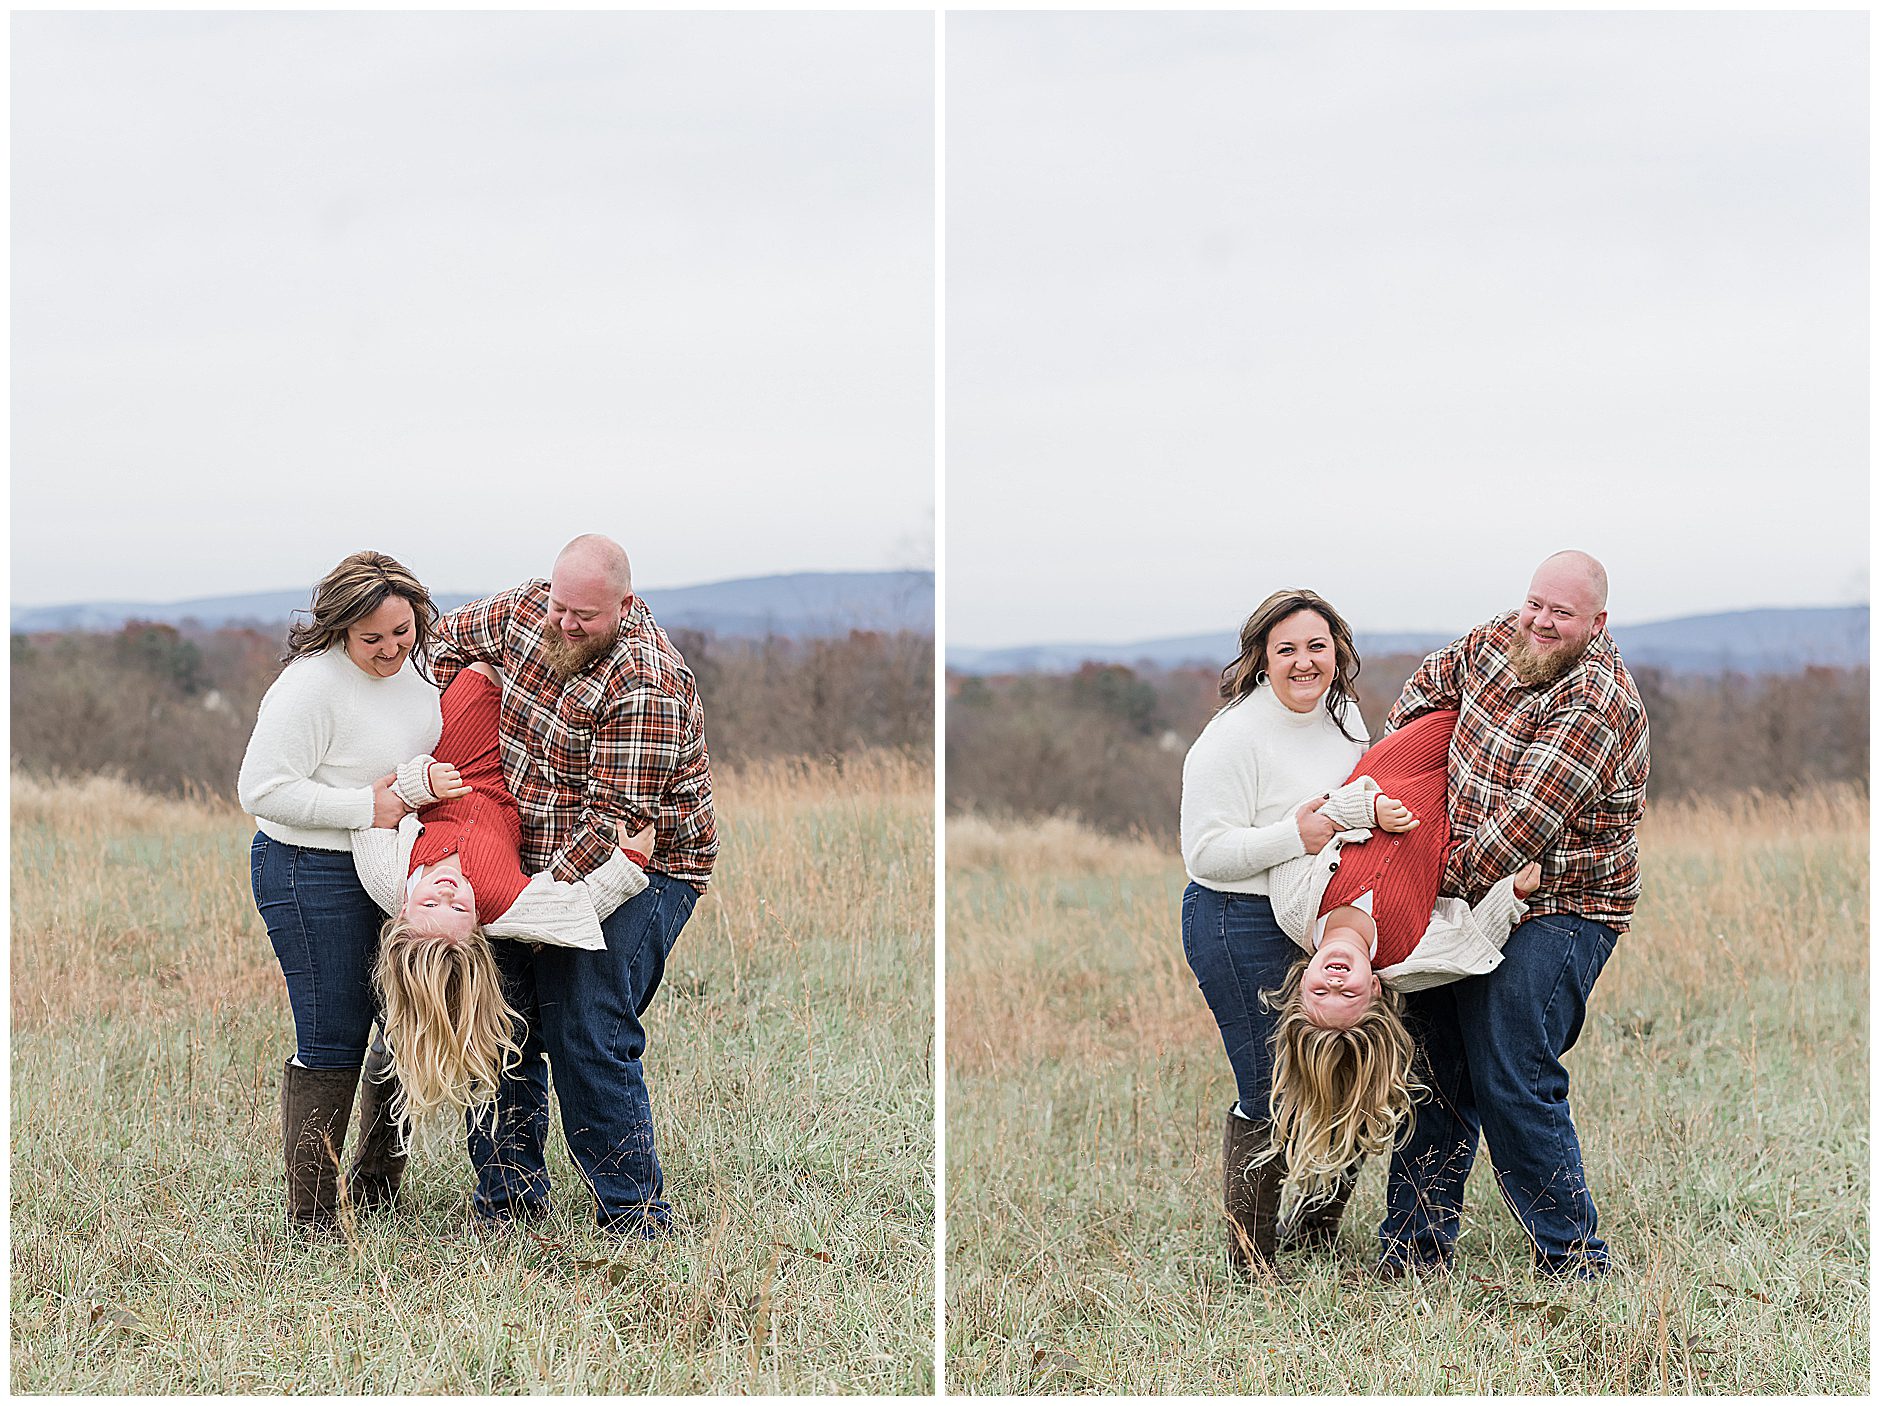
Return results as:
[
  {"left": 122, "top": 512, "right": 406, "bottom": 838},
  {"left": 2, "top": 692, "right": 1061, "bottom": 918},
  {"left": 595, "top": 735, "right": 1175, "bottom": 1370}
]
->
[
  {"left": 11, "top": 623, "right": 933, "bottom": 800},
  {"left": 947, "top": 658, "right": 1868, "bottom": 841}
]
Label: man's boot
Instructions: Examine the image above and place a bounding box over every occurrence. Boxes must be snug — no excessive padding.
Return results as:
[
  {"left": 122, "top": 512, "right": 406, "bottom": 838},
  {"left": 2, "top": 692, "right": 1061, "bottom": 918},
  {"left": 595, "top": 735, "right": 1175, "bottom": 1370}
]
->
[
  {"left": 348, "top": 1039, "right": 409, "bottom": 1213},
  {"left": 1223, "top": 1109, "right": 1282, "bottom": 1275},
  {"left": 282, "top": 1060, "right": 360, "bottom": 1229},
  {"left": 1281, "top": 1161, "right": 1359, "bottom": 1252}
]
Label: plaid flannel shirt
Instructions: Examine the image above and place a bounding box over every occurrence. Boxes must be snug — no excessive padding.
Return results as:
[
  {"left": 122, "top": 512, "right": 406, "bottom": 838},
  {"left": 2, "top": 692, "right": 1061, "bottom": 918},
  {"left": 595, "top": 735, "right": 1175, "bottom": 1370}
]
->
[
  {"left": 432, "top": 581, "right": 718, "bottom": 891},
  {"left": 1385, "top": 611, "right": 1649, "bottom": 932}
]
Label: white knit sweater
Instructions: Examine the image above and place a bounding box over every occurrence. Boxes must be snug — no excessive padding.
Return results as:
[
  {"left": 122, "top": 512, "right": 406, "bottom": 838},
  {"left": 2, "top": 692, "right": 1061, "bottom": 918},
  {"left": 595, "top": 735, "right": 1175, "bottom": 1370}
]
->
[
  {"left": 236, "top": 646, "right": 442, "bottom": 852},
  {"left": 350, "top": 816, "right": 649, "bottom": 952},
  {"left": 1180, "top": 683, "right": 1369, "bottom": 895}
]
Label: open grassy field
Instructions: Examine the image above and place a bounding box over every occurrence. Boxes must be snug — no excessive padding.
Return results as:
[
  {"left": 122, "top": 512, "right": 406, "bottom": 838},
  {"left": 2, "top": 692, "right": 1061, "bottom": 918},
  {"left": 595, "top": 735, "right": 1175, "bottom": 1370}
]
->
[
  {"left": 11, "top": 752, "right": 933, "bottom": 1394},
  {"left": 946, "top": 789, "right": 1869, "bottom": 1394}
]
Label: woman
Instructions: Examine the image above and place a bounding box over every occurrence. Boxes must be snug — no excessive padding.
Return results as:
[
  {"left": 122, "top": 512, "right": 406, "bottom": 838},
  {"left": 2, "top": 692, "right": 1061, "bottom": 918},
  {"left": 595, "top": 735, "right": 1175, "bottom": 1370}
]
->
[
  {"left": 1179, "top": 588, "right": 1373, "bottom": 1274},
  {"left": 348, "top": 662, "right": 653, "bottom": 1131},
  {"left": 238, "top": 550, "right": 444, "bottom": 1230}
]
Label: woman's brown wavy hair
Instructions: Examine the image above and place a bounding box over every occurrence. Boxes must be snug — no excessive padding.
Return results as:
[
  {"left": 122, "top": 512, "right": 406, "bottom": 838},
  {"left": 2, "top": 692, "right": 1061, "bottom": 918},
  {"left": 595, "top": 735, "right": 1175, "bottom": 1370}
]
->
[
  {"left": 1218, "top": 589, "right": 1363, "bottom": 742},
  {"left": 284, "top": 550, "right": 437, "bottom": 680}
]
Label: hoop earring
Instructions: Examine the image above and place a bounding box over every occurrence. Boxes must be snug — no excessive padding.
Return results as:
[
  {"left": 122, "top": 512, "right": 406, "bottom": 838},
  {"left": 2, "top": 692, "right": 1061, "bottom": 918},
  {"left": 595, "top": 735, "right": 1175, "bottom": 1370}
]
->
[{"left": 1253, "top": 669, "right": 1268, "bottom": 686}]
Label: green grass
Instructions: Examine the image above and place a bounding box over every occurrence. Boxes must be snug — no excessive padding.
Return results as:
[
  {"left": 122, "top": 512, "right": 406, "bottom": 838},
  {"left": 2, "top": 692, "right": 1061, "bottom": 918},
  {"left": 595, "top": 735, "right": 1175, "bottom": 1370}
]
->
[
  {"left": 945, "top": 793, "right": 1869, "bottom": 1394},
  {"left": 12, "top": 758, "right": 934, "bottom": 1393}
]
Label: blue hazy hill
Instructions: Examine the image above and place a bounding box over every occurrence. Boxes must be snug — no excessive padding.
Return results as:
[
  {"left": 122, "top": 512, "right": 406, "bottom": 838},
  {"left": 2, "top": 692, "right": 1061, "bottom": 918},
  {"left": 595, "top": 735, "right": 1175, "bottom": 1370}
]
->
[
  {"left": 947, "top": 605, "right": 1868, "bottom": 677},
  {"left": 11, "top": 570, "right": 935, "bottom": 640}
]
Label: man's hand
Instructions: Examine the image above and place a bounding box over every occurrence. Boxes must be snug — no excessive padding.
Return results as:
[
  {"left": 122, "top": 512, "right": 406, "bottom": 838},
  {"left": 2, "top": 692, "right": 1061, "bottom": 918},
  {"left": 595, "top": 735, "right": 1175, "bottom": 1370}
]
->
[
  {"left": 619, "top": 818, "right": 655, "bottom": 859},
  {"left": 1296, "top": 796, "right": 1339, "bottom": 855},
  {"left": 370, "top": 774, "right": 409, "bottom": 829},
  {"left": 1375, "top": 795, "right": 1419, "bottom": 833},
  {"left": 1513, "top": 861, "right": 1542, "bottom": 900},
  {"left": 427, "top": 762, "right": 472, "bottom": 802}
]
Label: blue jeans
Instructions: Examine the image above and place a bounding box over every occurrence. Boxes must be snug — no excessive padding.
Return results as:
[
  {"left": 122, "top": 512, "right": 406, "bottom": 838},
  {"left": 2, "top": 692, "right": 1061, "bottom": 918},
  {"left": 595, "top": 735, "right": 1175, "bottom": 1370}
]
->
[
  {"left": 1380, "top": 912, "right": 1618, "bottom": 1276},
  {"left": 1181, "top": 883, "right": 1297, "bottom": 1119},
  {"left": 250, "top": 834, "right": 385, "bottom": 1070},
  {"left": 469, "top": 871, "right": 699, "bottom": 1232}
]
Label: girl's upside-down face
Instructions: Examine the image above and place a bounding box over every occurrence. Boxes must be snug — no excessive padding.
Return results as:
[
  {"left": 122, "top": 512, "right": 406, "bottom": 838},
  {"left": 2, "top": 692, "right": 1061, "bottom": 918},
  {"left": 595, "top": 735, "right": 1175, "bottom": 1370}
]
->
[
  {"left": 402, "top": 866, "right": 478, "bottom": 942},
  {"left": 1302, "top": 924, "right": 1381, "bottom": 1029}
]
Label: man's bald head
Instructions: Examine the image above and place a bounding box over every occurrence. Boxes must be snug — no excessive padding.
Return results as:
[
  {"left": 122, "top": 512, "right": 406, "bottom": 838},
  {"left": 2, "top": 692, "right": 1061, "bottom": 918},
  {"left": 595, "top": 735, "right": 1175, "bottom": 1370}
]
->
[
  {"left": 1537, "top": 550, "right": 1608, "bottom": 616},
  {"left": 554, "top": 534, "right": 632, "bottom": 598}
]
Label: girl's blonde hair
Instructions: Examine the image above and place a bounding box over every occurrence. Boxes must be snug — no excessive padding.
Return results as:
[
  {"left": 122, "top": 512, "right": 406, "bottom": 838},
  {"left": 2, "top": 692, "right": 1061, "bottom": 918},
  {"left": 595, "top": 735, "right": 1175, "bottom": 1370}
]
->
[
  {"left": 372, "top": 915, "right": 524, "bottom": 1128},
  {"left": 1262, "top": 956, "right": 1424, "bottom": 1215}
]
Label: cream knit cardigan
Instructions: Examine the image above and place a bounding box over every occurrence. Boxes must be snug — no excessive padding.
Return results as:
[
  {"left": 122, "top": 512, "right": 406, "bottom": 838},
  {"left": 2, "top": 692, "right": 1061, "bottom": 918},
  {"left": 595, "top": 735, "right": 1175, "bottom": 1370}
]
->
[
  {"left": 1264, "top": 776, "right": 1532, "bottom": 991},
  {"left": 350, "top": 815, "right": 649, "bottom": 952}
]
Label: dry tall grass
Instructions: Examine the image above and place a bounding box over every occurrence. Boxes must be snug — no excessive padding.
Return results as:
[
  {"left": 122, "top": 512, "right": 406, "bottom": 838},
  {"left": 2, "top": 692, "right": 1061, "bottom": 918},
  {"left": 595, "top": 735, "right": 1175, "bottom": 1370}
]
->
[
  {"left": 11, "top": 753, "right": 934, "bottom": 1393},
  {"left": 946, "top": 787, "right": 1868, "bottom": 1394}
]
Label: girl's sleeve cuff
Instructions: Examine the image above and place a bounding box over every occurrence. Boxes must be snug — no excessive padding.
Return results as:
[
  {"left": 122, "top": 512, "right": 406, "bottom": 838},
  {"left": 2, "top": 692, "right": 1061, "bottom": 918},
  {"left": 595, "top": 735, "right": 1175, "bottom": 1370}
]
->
[{"left": 393, "top": 755, "right": 439, "bottom": 809}]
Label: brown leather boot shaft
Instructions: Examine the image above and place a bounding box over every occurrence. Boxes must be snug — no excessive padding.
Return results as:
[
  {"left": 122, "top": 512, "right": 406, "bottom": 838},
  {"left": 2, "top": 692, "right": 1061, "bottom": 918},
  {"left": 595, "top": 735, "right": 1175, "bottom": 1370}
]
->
[
  {"left": 1222, "top": 1110, "right": 1281, "bottom": 1274},
  {"left": 281, "top": 1061, "right": 360, "bottom": 1228},
  {"left": 348, "top": 1040, "right": 410, "bottom": 1213}
]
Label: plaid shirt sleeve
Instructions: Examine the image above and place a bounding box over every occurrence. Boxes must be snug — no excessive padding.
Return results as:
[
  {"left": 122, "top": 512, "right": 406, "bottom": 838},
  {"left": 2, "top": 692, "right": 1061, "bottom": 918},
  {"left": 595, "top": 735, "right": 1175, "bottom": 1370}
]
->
[
  {"left": 430, "top": 587, "right": 521, "bottom": 689},
  {"left": 546, "top": 683, "right": 687, "bottom": 883},
  {"left": 1384, "top": 621, "right": 1487, "bottom": 733},
  {"left": 1444, "top": 703, "right": 1620, "bottom": 902}
]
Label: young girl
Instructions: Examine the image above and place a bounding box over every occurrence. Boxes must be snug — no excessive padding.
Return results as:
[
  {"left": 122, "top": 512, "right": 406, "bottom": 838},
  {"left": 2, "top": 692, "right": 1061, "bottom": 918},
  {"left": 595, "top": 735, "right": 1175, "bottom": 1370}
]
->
[
  {"left": 1258, "top": 709, "right": 1541, "bottom": 1222},
  {"left": 350, "top": 663, "right": 652, "bottom": 1131}
]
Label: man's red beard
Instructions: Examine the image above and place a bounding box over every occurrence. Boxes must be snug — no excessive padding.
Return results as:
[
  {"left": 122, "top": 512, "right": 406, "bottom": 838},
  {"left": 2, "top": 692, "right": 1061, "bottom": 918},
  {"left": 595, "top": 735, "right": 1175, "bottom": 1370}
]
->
[
  {"left": 541, "top": 623, "right": 619, "bottom": 678},
  {"left": 1507, "top": 629, "right": 1589, "bottom": 687}
]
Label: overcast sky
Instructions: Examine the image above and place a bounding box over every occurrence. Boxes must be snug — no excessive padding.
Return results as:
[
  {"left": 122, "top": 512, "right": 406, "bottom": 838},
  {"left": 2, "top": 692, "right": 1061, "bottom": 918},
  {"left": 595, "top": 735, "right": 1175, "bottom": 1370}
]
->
[
  {"left": 949, "top": 11, "right": 1868, "bottom": 646},
  {"left": 13, "top": 11, "right": 932, "bottom": 607}
]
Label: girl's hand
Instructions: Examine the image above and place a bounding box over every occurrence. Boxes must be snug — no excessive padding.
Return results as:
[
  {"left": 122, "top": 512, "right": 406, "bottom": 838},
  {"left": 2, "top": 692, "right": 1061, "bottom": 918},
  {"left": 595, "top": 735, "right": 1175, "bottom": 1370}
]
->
[
  {"left": 1513, "top": 862, "right": 1542, "bottom": 899},
  {"left": 427, "top": 762, "right": 472, "bottom": 801},
  {"left": 618, "top": 818, "right": 656, "bottom": 859},
  {"left": 1375, "top": 795, "right": 1419, "bottom": 833}
]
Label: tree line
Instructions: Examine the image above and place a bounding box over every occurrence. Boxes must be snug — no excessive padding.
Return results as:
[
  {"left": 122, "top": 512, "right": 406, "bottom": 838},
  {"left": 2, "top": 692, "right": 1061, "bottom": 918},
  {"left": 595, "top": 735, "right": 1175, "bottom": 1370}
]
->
[
  {"left": 947, "top": 654, "right": 1870, "bottom": 840},
  {"left": 10, "top": 621, "right": 934, "bottom": 801}
]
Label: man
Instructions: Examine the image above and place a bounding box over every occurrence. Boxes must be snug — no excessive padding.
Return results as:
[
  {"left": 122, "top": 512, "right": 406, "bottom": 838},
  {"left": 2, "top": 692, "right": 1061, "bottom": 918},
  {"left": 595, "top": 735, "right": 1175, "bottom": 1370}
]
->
[
  {"left": 432, "top": 533, "right": 717, "bottom": 1236},
  {"left": 1376, "top": 550, "right": 1648, "bottom": 1279}
]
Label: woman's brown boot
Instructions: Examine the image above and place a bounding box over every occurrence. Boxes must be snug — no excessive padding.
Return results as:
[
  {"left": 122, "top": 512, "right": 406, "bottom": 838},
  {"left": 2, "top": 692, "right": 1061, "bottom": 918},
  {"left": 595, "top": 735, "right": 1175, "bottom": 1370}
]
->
[
  {"left": 1223, "top": 1109, "right": 1282, "bottom": 1274},
  {"left": 282, "top": 1061, "right": 360, "bottom": 1228},
  {"left": 348, "top": 1039, "right": 409, "bottom": 1213}
]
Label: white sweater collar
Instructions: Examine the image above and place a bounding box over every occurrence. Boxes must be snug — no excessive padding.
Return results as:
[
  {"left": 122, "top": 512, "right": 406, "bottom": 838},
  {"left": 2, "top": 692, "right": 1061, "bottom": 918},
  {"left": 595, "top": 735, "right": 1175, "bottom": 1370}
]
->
[{"left": 1252, "top": 680, "right": 1335, "bottom": 729}]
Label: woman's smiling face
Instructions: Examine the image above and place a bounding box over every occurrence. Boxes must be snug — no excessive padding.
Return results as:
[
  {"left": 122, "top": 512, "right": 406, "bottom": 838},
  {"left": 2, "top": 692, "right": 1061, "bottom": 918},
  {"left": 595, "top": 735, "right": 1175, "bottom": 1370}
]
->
[
  {"left": 343, "top": 596, "right": 416, "bottom": 678},
  {"left": 1264, "top": 609, "right": 1336, "bottom": 713}
]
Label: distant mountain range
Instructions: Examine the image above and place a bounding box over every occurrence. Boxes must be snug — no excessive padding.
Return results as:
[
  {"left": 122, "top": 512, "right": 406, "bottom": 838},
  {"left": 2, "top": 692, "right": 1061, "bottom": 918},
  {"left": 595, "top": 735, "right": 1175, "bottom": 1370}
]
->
[
  {"left": 10, "top": 570, "right": 935, "bottom": 640},
  {"left": 13, "top": 586, "right": 1866, "bottom": 675},
  {"left": 948, "top": 605, "right": 1869, "bottom": 677}
]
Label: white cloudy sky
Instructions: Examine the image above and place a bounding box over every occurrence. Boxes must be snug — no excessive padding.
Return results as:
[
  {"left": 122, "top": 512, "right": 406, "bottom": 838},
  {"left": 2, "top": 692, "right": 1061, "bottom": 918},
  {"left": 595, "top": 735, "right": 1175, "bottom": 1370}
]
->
[
  {"left": 949, "top": 11, "right": 1868, "bottom": 646},
  {"left": 12, "top": 11, "right": 933, "bottom": 606}
]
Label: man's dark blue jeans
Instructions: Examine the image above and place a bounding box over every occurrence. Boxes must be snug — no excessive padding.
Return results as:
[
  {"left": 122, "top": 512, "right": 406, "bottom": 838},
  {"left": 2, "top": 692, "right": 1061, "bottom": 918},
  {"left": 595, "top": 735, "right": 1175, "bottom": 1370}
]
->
[
  {"left": 1380, "top": 911, "right": 1618, "bottom": 1277},
  {"left": 469, "top": 870, "right": 699, "bottom": 1234}
]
